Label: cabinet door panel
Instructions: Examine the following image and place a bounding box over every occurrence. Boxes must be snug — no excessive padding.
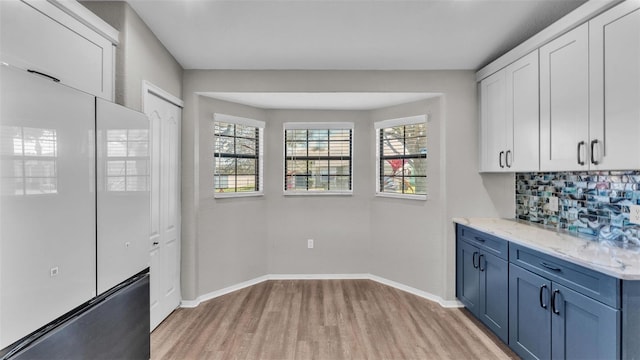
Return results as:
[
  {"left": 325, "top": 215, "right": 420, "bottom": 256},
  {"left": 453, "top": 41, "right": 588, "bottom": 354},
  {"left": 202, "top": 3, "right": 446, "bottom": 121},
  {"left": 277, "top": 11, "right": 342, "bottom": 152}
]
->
[
  {"left": 0, "top": 1, "right": 113, "bottom": 100},
  {"left": 509, "top": 264, "right": 552, "bottom": 360},
  {"left": 479, "top": 252, "right": 508, "bottom": 343},
  {"left": 480, "top": 70, "right": 507, "bottom": 172},
  {"left": 507, "top": 51, "right": 539, "bottom": 172},
  {"left": 540, "top": 23, "right": 589, "bottom": 171},
  {"left": 551, "top": 283, "right": 620, "bottom": 360},
  {"left": 457, "top": 240, "right": 480, "bottom": 315},
  {"left": 589, "top": 4, "right": 640, "bottom": 170}
]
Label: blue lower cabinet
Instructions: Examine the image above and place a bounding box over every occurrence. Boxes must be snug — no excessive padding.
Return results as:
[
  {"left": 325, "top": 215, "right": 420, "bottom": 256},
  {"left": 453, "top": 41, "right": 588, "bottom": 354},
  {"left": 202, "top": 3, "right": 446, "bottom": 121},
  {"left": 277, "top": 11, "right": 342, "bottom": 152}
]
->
[
  {"left": 479, "top": 252, "right": 508, "bottom": 342},
  {"left": 551, "top": 283, "right": 620, "bottom": 360},
  {"left": 509, "top": 263, "right": 620, "bottom": 360},
  {"left": 456, "top": 224, "right": 631, "bottom": 359},
  {"left": 456, "top": 232, "right": 508, "bottom": 343},
  {"left": 509, "top": 263, "right": 552, "bottom": 360},
  {"left": 457, "top": 239, "right": 480, "bottom": 313}
]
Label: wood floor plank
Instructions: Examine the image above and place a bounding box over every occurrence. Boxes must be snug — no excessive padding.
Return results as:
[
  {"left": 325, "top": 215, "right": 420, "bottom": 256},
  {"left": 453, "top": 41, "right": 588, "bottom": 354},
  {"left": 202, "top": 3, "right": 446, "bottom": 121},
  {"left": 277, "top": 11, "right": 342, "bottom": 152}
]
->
[{"left": 151, "top": 280, "right": 519, "bottom": 360}]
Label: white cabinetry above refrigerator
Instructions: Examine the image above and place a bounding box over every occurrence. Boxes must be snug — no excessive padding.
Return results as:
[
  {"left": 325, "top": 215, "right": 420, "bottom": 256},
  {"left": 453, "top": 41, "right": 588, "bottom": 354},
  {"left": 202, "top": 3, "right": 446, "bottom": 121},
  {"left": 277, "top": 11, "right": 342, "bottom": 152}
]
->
[{"left": 0, "top": 0, "right": 117, "bottom": 100}]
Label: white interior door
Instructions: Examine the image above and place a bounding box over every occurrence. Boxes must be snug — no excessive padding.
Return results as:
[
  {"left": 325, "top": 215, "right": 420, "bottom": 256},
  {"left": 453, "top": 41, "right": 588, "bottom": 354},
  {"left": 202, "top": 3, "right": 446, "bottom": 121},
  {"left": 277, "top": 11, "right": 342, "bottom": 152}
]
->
[{"left": 143, "top": 83, "right": 182, "bottom": 330}]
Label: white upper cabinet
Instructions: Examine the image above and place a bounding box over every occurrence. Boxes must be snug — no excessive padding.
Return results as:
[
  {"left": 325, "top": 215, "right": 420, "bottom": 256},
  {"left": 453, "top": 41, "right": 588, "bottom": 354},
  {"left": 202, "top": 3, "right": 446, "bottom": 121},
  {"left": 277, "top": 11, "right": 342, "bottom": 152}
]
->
[
  {"left": 539, "top": 23, "right": 590, "bottom": 171},
  {"left": 0, "top": 0, "right": 117, "bottom": 100},
  {"left": 506, "top": 51, "right": 539, "bottom": 172},
  {"left": 589, "top": 1, "right": 640, "bottom": 170},
  {"left": 480, "top": 70, "right": 507, "bottom": 172},
  {"left": 480, "top": 51, "right": 539, "bottom": 172},
  {"left": 479, "top": 0, "right": 640, "bottom": 173}
]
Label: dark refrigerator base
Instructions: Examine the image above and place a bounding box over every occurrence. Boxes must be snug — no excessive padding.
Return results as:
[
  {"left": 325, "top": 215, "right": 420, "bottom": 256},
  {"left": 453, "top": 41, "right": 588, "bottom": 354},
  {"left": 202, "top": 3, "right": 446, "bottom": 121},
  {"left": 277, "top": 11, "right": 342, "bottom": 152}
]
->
[{"left": 1, "top": 270, "right": 150, "bottom": 360}]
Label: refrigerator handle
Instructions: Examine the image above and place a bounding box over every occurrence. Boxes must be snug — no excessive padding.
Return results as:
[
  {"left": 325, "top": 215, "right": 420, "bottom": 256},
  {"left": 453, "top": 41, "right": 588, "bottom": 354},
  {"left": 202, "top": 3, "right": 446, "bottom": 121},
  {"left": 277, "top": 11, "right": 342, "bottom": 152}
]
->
[{"left": 27, "top": 69, "right": 60, "bottom": 83}]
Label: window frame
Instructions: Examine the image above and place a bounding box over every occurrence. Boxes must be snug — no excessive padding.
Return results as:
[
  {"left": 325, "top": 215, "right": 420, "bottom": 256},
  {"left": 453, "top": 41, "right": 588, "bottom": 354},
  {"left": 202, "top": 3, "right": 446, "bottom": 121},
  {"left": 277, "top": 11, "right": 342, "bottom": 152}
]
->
[
  {"left": 375, "top": 115, "right": 428, "bottom": 200},
  {"left": 283, "top": 122, "right": 354, "bottom": 196},
  {"left": 213, "top": 113, "right": 265, "bottom": 198}
]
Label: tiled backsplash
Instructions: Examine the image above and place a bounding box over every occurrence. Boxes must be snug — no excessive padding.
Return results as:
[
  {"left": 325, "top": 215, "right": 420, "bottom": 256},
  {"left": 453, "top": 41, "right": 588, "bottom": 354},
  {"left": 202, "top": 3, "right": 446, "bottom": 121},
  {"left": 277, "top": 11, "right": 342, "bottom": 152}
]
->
[{"left": 516, "top": 171, "right": 640, "bottom": 247}]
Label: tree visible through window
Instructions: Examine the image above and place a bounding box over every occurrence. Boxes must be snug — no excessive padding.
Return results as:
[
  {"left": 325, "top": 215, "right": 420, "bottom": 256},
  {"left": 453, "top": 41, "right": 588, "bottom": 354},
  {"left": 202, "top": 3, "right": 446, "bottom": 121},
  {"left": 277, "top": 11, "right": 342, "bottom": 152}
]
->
[
  {"left": 376, "top": 116, "right": 427, "bottom": 197},
  {"left": 213, "top": 114, "right": 264, "bottom": 196},
  {"left": 284, "top": 123, "right": 353, "bottom": 194}
]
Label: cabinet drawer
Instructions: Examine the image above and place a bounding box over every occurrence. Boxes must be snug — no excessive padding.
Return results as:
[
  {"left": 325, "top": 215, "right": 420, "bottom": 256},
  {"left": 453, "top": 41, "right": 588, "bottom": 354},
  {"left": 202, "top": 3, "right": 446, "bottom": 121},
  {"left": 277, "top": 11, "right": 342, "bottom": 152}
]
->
[
  {"left": 0, "top": 1, "right": 114, "bottom": 100},
  {"left": 457, "top": 225, "right": 508, "bottom": 260},
  {"left": 510, "top": 243, "right": 620, "bottom": 307}
]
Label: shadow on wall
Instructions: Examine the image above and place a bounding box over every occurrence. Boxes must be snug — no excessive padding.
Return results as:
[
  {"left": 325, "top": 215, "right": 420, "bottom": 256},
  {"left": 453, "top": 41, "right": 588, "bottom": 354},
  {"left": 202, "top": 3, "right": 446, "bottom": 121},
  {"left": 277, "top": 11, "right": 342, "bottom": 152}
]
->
[{"left": 480, "top": 172, "right": 516, "bottom": 218}]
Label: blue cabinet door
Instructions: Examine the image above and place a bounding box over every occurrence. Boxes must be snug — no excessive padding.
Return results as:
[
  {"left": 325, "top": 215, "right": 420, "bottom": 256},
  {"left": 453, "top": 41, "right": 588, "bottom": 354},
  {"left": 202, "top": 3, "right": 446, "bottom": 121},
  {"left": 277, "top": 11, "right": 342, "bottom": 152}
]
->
[
  {"left": 551, "top": 283, "right": 620, "bottom": 360},
  {"left": 457, "top": 239, "right": 480, "bottom": 314},
  {"left": 509, "top": 264, "right": 552, "bottom": 360},
  {"left": 479, "top": 252, "right": 509, "bottom": 343}
]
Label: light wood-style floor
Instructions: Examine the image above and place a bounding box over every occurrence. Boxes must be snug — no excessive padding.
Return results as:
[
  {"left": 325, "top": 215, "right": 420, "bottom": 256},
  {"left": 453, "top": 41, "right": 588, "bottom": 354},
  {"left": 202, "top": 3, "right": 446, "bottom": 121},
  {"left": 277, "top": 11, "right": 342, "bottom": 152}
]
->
[{"left": 151, "top": 280, "right": 518, "bottom": 360}]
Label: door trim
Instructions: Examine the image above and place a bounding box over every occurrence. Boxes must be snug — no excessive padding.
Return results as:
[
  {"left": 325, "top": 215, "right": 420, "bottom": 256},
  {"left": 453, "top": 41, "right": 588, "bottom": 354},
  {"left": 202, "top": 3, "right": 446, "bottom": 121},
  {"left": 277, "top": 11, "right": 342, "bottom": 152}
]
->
[{"left": 142, "top": 81, "right": 184, "bottom": 110}]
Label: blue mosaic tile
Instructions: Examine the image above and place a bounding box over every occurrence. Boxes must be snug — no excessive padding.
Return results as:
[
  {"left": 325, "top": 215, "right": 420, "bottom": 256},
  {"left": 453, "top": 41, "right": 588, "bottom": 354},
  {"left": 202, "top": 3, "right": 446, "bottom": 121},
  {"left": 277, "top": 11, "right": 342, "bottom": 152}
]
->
[{"left": 516, "top": 171, "right": 640, "bottom": 246}]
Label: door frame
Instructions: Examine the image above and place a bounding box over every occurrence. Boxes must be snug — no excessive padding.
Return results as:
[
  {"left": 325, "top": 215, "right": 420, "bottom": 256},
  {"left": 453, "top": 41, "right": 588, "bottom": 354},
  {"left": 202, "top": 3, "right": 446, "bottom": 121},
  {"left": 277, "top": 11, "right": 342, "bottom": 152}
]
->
[
  {"left": 142, "top": 80, "right": 183, "bottom": 331},
  {"left": 142, "top": 81, "right": 184, "bottom": 111}
]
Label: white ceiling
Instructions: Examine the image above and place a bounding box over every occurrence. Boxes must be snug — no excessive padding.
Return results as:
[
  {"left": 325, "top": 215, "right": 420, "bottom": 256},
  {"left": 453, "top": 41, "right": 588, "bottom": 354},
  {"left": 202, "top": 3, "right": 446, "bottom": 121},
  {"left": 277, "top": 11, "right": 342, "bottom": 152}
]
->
[
  {"left": 199, "top": 92, "right": 440, "bottom": 110},
  {"left": 125, "top": 0, "right": 587, "bottom": 71}
]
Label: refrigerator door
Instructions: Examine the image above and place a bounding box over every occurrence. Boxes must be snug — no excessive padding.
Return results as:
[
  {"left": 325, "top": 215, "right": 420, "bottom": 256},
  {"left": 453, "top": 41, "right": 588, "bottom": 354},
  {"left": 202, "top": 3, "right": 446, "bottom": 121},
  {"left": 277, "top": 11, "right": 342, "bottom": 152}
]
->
[
  {"left": 0, "top": 64, "right": 96, "bottom": 348},
  {"left": 96, "top": 99, "right": 150, "bottom": 295},
  {"left": 4, "top": 273, "right": 150, "bottom": 360}
]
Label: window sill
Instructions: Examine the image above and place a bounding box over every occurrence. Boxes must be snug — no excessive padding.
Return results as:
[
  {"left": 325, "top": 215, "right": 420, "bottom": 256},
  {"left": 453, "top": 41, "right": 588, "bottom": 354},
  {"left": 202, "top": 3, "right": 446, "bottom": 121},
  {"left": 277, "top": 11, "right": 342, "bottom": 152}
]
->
[
  {"left": 375, "top": 192, "right": 427, "bottom": 201},
  {"left": 214, "top": 192, "right": 264, "bottom": 199},
  {"left": 284, "top": 191, "right": 353, "bottom": 197}
]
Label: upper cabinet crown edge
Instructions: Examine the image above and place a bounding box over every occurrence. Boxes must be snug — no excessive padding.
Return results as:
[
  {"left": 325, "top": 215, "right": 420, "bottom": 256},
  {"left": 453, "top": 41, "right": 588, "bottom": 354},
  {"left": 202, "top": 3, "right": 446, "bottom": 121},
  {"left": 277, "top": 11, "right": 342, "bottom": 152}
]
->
[{"left": 476, "top": 0, "right": 622, "bottom": 82}]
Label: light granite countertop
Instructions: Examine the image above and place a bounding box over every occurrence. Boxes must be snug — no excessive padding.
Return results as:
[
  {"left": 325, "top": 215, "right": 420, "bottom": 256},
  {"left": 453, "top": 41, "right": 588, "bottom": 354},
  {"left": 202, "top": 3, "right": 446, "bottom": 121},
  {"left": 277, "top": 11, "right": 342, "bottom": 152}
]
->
[{"left": 453, "top": 217, "right": 640, "bottom": 281}]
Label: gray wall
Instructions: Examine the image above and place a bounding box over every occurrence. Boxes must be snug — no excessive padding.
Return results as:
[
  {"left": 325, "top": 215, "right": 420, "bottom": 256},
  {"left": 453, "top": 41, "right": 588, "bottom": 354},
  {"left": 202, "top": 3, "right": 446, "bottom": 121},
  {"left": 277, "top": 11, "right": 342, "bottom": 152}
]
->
[
  {"left": 84, "top": 2, "right": 514, "bottom": 305},
  {"left": 369, "top": 98, "right": 446, "bottom": 295},
  {"left": 81, "top": 1, "right": 183, "bottom": 111},
  {"left": 196, "top": 97, "right": 269, "bottom": 296},
  {"left": 265, "top": 110, "right": 372, "bottom": 275},
  {"left": 182, "top": 70, "right": 515, "bottom": 302}
]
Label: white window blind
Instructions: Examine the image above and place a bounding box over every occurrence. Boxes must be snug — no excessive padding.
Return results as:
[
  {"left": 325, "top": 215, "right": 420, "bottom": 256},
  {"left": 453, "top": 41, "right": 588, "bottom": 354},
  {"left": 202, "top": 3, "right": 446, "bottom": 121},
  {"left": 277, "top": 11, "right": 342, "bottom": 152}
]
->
[
  {"left": 375, "top": 115, "right": 427, "bottom": 199},
  {"left": 213, "top": 113, "right": 264, "bottom": 197},
  {"left": 284, "top": 122, "right": 354, "bottom": 195}
]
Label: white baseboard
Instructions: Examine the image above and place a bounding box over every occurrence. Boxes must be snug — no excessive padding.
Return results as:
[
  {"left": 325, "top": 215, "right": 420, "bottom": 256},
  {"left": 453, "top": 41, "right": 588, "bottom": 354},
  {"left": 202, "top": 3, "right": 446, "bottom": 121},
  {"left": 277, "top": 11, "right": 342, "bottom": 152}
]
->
[
  {"left": 180, "top": 275, "right": 270, "bottom": 308},
  {"left": 181, "top": 273, "right": 463, "bottom": 309},
  {"left": 268, "top": 273, "right": 370, "bottom": 280},
  {"left": 368, "top": 274, "right": 463, "bottom": 308}
]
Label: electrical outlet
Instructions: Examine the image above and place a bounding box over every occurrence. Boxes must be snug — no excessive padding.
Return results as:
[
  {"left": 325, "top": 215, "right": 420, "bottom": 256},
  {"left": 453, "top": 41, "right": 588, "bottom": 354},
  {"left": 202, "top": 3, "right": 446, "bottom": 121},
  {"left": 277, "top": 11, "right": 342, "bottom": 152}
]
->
[
  {"left": 307, "top": 239, "right": 314, "bottom": 249},
  {"left": 50, "top": 266, "right": 59, "bottom": 277},
  {"left": 630, "top": 205, "right": 640, "bottom": 225},
  {"left": 548, "top": 196, "right": 559, "bottom": 212}
]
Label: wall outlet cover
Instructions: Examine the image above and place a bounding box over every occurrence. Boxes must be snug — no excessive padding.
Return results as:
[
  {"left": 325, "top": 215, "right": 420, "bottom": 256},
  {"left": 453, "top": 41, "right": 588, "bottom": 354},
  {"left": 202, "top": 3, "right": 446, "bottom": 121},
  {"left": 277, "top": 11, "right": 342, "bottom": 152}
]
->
[
  {"left": 548, "top": 196, "right": 559, "bottom": 212},
  {"left": 307, "top": 239, "right": 314, "bottom": 249},
  {"left": 630, "top": 205, "right": 640, "bottom": 225}
]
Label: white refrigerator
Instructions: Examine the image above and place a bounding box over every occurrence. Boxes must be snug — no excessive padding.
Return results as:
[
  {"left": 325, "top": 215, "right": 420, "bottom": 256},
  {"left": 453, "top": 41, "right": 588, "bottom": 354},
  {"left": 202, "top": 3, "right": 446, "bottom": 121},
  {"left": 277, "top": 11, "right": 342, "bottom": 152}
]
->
[{"left": 0, "top": 63, "right": 150, "bottom": 357}]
